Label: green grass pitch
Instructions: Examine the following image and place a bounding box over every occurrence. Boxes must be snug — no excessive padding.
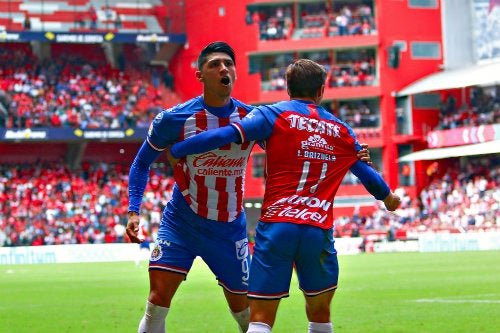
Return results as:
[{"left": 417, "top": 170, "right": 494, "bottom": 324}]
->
[{"left": 1, "top": 250, "right": 499, "bottom": 333}]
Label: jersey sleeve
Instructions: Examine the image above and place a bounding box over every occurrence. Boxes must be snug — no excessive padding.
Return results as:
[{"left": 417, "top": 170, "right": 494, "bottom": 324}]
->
[
  {"left": 237, "top": 105, "right": 276, "bottom": 141},
  {"left": 128, "top": 140, "right": 162, "bottom": 213},
  {"left": 170, "top": 105, "right": 275, "bottom": 158},
  {"left": 350, "top": 160, "right": 390, "bottom": 200},
  {"left": 344, "top": 121, "right": 363, "bottom": 152},
  {"left": 147, "top": 108, "right": 183, "bottom": 151},
  {"left": 170, "top": 125, "right": 239, "bottom": 158}
]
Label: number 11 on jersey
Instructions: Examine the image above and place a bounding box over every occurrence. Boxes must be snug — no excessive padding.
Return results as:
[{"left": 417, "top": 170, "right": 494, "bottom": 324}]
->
[{"left": 296, "top": 161, "right": 328, "bottom": 194}]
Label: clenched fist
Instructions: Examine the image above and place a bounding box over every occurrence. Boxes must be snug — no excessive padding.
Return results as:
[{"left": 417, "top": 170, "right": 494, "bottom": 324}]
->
[
  {"left": 382, "top": 193, "right": 401, "bottom": 211},
  {"left": 126, "top": 211, "right": 143, "bottom": 243}
]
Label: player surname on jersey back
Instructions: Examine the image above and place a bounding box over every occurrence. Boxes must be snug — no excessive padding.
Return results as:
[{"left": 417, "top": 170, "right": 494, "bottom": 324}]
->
[{"left": 298, "top": 150, "right": 337, "bottom": 162}]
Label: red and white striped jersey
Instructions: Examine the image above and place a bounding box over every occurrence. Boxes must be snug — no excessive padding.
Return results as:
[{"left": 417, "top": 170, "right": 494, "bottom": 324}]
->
[{"left": 147, "top": 96, "right": 255, "bottom": 222}]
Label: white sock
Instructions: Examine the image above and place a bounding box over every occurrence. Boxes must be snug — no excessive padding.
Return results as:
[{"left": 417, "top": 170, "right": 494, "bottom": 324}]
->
[
  {"left": 247, "top": 322, "right": 272, "bottom": 333},
  {"left": 231, "top": 307, "right": 250, "bottom": 333},
  {"left": 308, "top": 321, "right": 333, "bottom": 333},
  {"left": 137, "top": 300, "right": 169, "bottom": 333}
]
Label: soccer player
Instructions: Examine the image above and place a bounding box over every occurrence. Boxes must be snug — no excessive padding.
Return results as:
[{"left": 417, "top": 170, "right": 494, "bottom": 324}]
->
[
  {"left": 127, "top": 41, "right": 371, "bottom": 333},
  {"left": 126, "top": 41, "right": 254, "bottom": 333},
  {"left": 167, "top": 58, "right": 401, "bottom": 333}
]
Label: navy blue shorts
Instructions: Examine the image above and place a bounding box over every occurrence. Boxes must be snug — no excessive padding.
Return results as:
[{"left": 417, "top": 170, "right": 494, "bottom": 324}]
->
[
  {"left": 148, "top": 193, "right": 250, "bottom": 294},
  {"left": 248, "top": 221, "right": 338, "bottom": 300}
]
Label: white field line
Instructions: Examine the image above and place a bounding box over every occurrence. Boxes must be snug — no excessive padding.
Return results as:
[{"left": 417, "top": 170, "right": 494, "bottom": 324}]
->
[{"left": 414, "top": 295, "right": 500, "bottom": 304}]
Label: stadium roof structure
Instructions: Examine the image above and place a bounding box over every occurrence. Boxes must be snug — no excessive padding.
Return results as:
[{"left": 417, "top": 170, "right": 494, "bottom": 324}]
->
[
  {"left": 398, "top": 139, "right": 500, "bottom": 162},
  {"left": 395, "top": 61, "right": 500, "bottom": 96},
  {"left": 0, "top": 31, "right": 186, "bottom": 44}
]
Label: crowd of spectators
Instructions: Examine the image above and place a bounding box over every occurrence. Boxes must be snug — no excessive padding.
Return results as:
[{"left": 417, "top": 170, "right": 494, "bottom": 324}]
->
[
  {"left": 436, "top": 86, "right": 500, "bottom": 130},
  {"left": 335, "top": 101, "right": 379, "bottom": 128},
  {"left": 334, "top": 157, "right": 500, "bottom": 240},
  {"left": 303, "top": 4, "right": 375, "bottom": 38},
  {"left": 262, "top": 54, "right": 376, "bottom": 92},
  {"left": 0, "top": 46, "right": 165, "bottom": 129},
  {"left": 1, "top": 20, "right": 498, "bottom": 248},
  {"left": 267, "top": 67, "right": 287, "bottom": 91},
  {"left": 247, "top": 3, "right": 375, "bottom": 41},
  {"left": 249, "top": 6, "right": 294, "bottom": 41},
  {"left": 327, "top": 57, "right": 375, "bottom": 87},
  {"left": 1, "top": 156, "right": 498, "bottom": 247},
  {"left": 0, "top": 161, "right": 173, "bottom": 247}
]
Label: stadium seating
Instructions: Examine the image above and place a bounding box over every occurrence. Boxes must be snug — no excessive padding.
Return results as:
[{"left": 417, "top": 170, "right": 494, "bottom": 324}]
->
[
  {"left": 0, "top": 161, "right": 174, "bottom": 246},
  {"left": 1, "top": 155, "right": 498, "bottom": 247},
  {"left": 1, "top": 1, "right": 498, "bottom": 249},
  {"left": 0, "top": 44, "right": 178, "bottom": 129},
  {"left": 0, "top": 0, "right": 164, "bottom": 33}
]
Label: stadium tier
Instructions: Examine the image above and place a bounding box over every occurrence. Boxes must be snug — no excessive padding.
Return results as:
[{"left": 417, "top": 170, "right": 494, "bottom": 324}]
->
[{"left": 0, "top": 0, "right": 499, "bottom": 247}]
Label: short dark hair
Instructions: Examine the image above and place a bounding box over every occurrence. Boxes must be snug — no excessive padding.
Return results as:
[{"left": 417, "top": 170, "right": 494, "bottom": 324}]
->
[
  {"left": 197, "top": 41, "right": 236, "bottom": 70},
  {"left": 286, "top": 59, "right": 327, "bottom": 98}
]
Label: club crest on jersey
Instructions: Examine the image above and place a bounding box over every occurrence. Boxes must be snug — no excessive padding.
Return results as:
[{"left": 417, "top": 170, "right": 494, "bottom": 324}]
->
[
  {"left": 148, "top": 112, "right": 164, "bottom": 137},
  {"left": 301, "top": 134, "right": 334, "bottom": 151},
  {"left": 287, "top": 114, "right": 341, "bottom": 138},
  {"left": 245, "top": 112, "right": 256, "bottom": 120},
  {"left": 150, "top": 243, "right": 163, "bottom": 261},
  {"left": 148, "top": 122, "right": 154, "bottom": 137}
]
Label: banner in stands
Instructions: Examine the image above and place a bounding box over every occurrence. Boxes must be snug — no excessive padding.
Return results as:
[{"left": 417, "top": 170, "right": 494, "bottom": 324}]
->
[
  {"left": 0, "top": 128, "right": 148, "bottom": 141},
  {"left": 419, "top": 232, "right": 500, "bottom": 252},
  {"left": 2, "top": 233, "right": 499, "bottom": 264},
  {"left": 0, "top": 240, "right": 362, "bottom": 265},
  {"left": 0, "top": 243, "right": 142, "bottom": 265},
  {"left": 426, "top": 124, "right": 500, "bottom": 148},
  {"left": 0, "top": 31, "right": 186, "bottom": 44}
]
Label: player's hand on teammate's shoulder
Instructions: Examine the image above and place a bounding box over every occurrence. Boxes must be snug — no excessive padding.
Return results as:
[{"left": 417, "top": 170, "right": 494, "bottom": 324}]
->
[
  {"left": 357, "top": 143, "right": 373, "bottom": 166},
  {"left": 382, "top": 192, "right": 401, "bottom": 211},
  {"left": 126, "top": 212, "right": 142, "bottom": 243}
]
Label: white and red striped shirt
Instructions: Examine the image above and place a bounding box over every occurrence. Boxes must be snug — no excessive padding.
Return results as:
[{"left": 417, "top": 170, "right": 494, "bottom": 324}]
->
[{"left": 147, "top": 96, "right": 255, "bottom": 222}]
